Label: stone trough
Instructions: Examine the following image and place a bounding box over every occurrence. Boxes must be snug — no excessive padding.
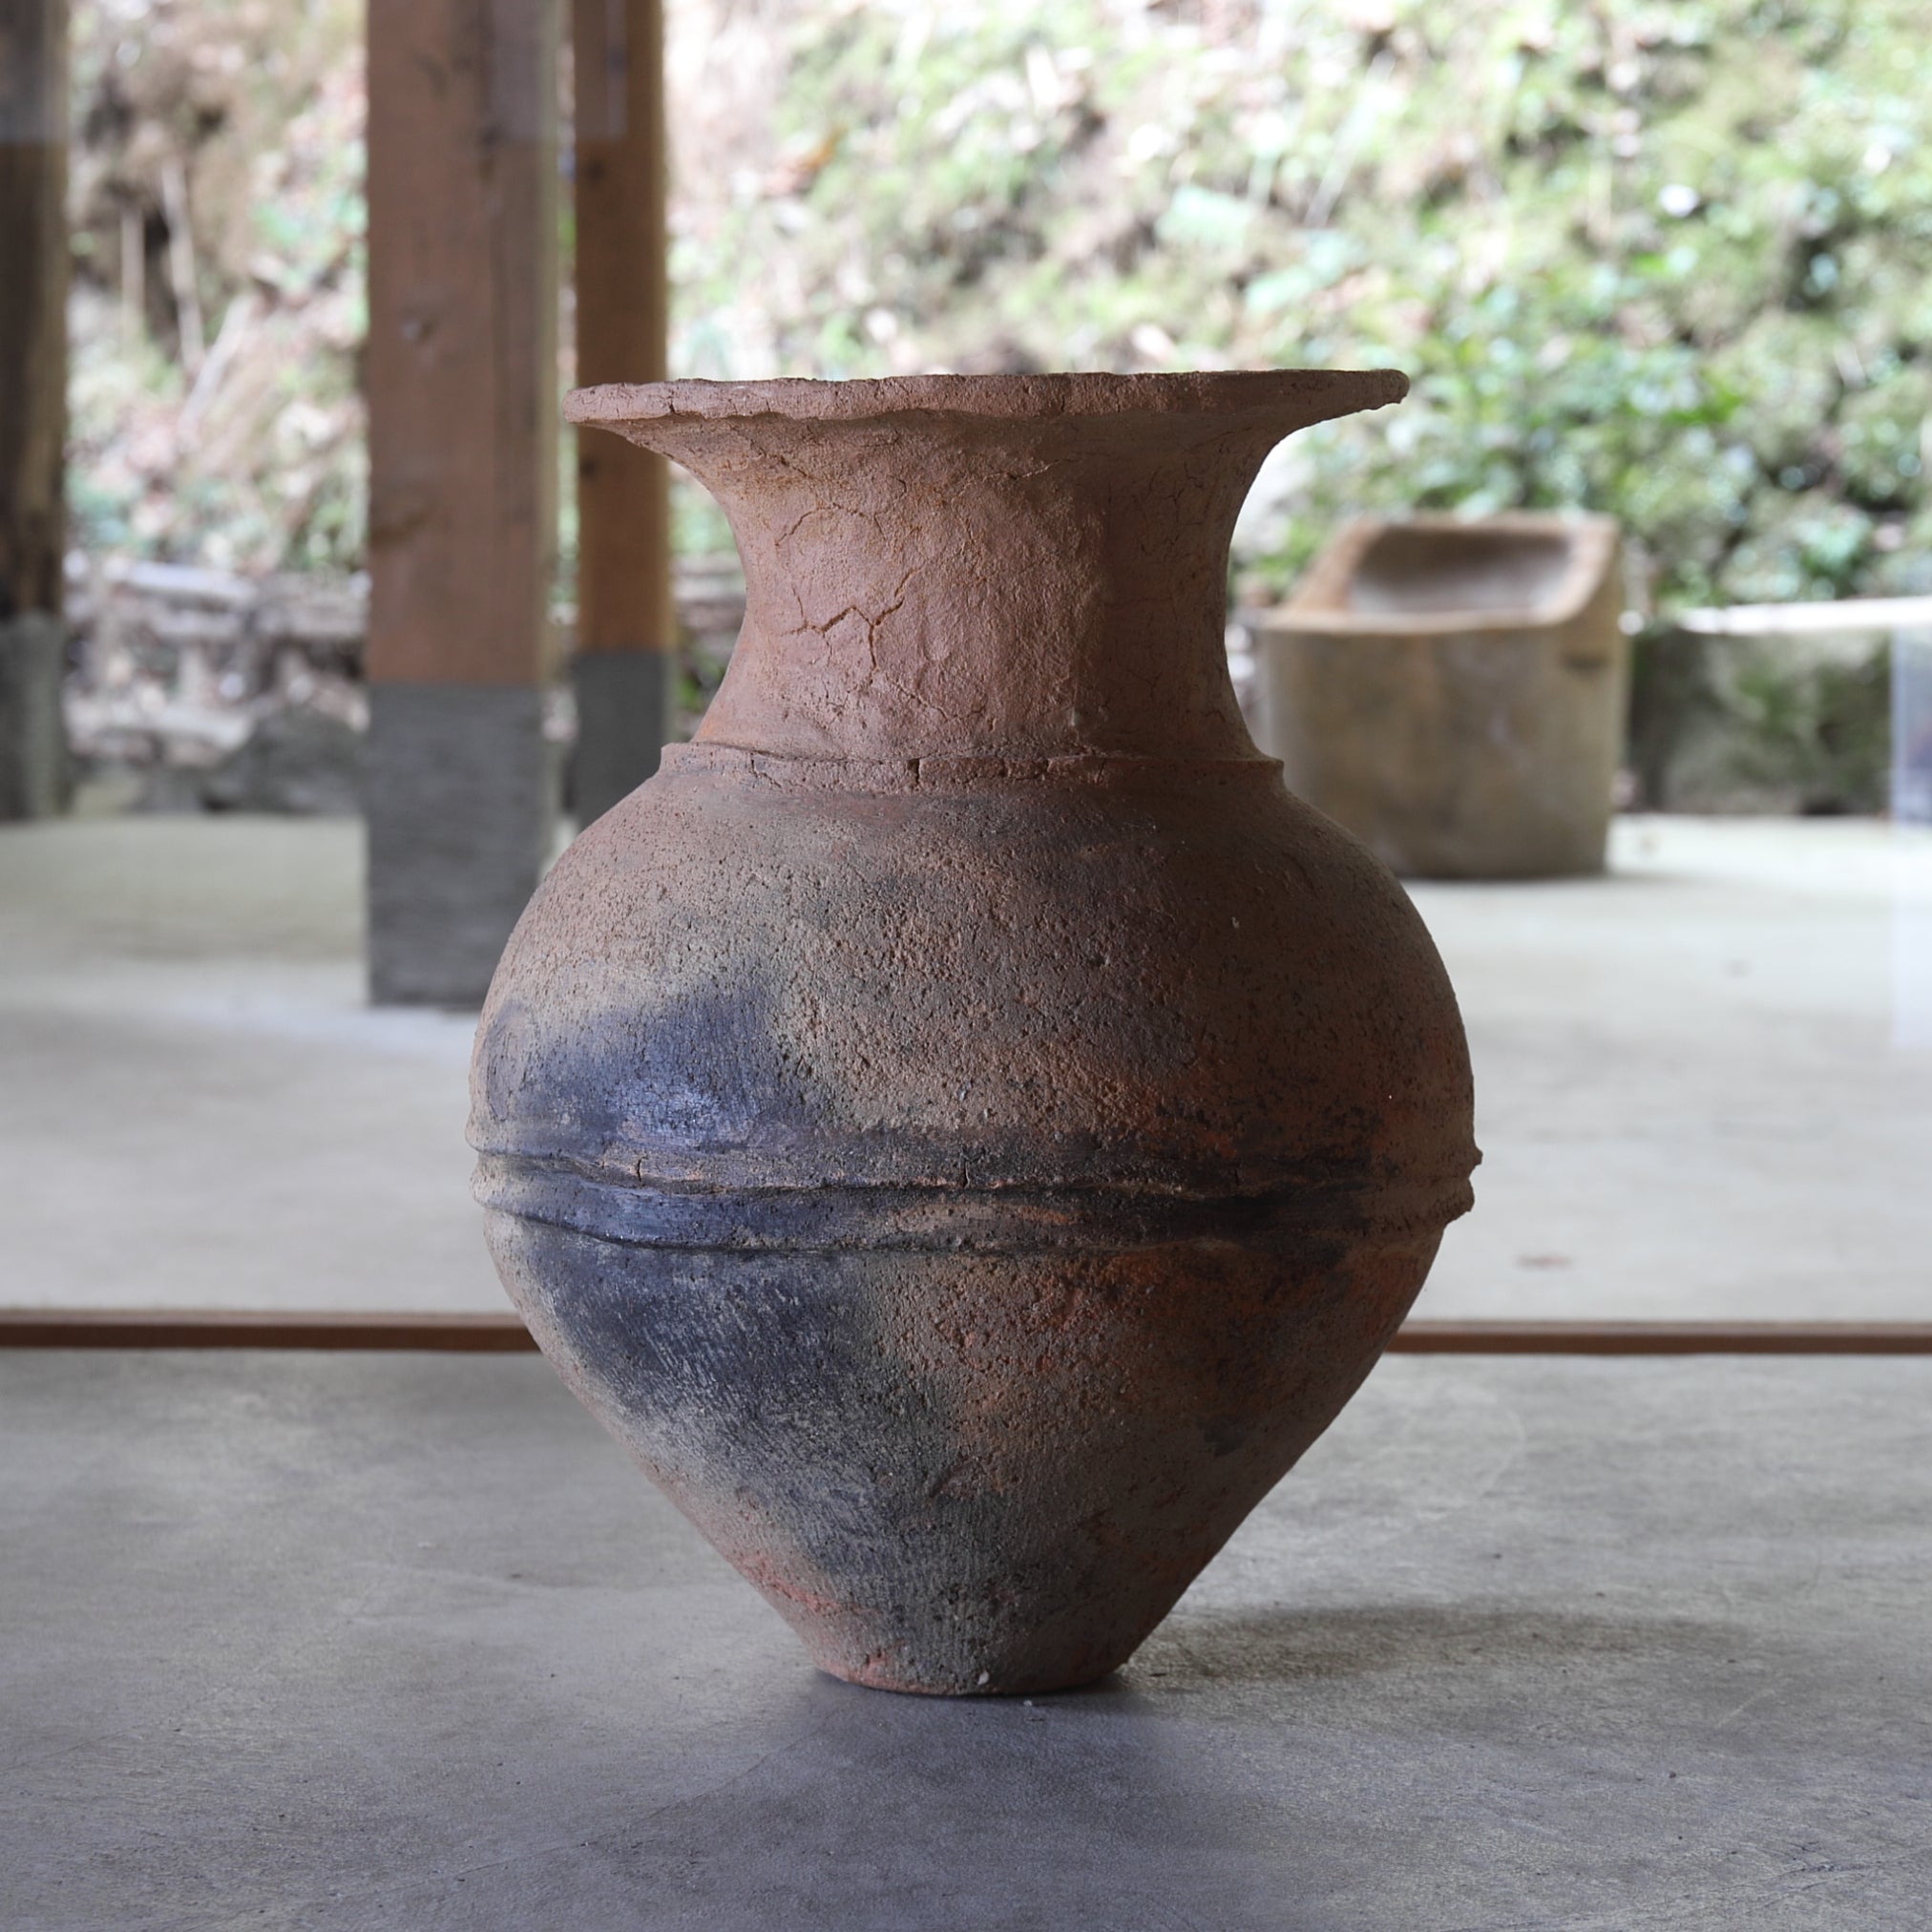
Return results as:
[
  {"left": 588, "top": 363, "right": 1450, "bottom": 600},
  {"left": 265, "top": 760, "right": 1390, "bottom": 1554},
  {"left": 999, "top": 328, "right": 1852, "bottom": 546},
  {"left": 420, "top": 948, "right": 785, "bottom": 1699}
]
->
[{"left": 1252, "top": 513, "right": 1626, "bottom": 878}]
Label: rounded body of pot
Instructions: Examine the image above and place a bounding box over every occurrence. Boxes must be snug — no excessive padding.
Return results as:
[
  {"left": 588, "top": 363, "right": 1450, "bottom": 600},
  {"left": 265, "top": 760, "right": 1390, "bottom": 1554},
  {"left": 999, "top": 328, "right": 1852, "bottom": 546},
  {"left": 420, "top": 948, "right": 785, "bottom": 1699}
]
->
[{"left": 471, "top": 374, "right": 1478, "bottom": 1694}]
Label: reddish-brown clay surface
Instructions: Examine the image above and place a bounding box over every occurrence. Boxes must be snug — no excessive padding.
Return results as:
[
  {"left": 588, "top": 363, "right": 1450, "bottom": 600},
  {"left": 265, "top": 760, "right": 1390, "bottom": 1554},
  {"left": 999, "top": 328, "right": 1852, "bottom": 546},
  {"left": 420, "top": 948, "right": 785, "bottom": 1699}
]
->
[{"left": 472, "top": 372, "right": 1477, "bottom": 1695}]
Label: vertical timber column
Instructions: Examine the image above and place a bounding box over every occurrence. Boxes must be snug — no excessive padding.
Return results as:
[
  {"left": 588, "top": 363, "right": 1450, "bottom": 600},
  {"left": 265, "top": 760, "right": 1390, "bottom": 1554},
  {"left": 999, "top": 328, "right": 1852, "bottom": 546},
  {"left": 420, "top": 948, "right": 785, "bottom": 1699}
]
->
[
  {"left": 366, "top": 0, "right": 559, "bottom": 1004},
  {"left": 0, "top": 0, "right": 72, "bottom": 820},
  {"left": 571, "top": 0, "right": 674, "bottom": 827}
]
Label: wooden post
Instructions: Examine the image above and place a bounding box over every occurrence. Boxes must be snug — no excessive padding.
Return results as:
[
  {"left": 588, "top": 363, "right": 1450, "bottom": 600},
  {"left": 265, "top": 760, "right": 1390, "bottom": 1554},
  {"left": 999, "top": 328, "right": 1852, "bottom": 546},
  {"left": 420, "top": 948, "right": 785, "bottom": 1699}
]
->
[
  {"left": 364, "top": 0, "right": 560, "bottom": 1004},
  {"left": 570, "top": 0, "right": 674, "bottom": 827},
  {"left": 0, "top": 0, "right": 72, "bottom": 819}
]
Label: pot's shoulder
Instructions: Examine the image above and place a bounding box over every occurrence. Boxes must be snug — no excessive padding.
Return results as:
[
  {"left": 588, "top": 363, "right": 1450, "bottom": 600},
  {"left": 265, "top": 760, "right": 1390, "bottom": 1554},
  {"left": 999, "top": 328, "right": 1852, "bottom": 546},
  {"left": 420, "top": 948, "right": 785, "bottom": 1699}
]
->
[{"left": 470, "top": 759, "right": 1475, "bottom": 1204}]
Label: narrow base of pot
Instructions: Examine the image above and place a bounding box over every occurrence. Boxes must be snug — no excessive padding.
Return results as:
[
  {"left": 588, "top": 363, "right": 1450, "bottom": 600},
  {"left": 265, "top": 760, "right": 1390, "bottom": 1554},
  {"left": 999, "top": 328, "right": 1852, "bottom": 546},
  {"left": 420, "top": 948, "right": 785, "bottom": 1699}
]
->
[
  {"left": 755, "top": 1550, "right": 1177, "bottom": 1699},
  {"left": 814, "top": 1661, "right": 1123, "bottom": 1698},
  {"left": 805, "top": 1638, "right": 1135, "bottom": 1699}
]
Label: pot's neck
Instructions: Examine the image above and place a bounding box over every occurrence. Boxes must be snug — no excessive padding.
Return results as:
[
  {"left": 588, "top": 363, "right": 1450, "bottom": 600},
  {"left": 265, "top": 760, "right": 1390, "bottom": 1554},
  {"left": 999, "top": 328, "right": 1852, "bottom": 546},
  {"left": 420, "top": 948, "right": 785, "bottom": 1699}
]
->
[{"left": 587, "top": 379, "right": 1399, "bottom": 764}]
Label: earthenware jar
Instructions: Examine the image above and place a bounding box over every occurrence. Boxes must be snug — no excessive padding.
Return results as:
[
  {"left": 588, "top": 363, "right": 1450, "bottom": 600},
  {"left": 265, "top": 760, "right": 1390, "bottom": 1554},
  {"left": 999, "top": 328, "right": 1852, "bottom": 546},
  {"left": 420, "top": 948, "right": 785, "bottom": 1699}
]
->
[{"left": 471, "top": 372, "right": 1477, "bottom": 1695}]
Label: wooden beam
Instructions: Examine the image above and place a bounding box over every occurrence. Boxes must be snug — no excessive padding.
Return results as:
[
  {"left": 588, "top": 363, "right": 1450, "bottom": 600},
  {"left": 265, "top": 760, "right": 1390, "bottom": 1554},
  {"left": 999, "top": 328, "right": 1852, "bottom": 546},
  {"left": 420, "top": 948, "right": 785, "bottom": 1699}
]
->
[
  {"left": 570, "top": 0, "right": 675, "bottom": 826},
  {"left": 363, "top": 0, "right": 561, "bottom": 1003},
  {"left": 1677, "top": 597, "right": 1932, "bottom": 638},
  {"left": 0, "top": 1310, "right": 541, "bottom": 1352},
  {"left": 366, "top": 0, "right": 559, "bottom": 692},
  {"left": 0, "top": 0, "right": 72, "bottom": 819},
  {"left": 0, "top": 0, "right": 65, "bottom": 624},
  {"left": 1389, "top": 1321, "right": 1932, "bottom": 1355},
  {"left": 6, "top": 1311, "right": 1932, "bottom": 1357}
]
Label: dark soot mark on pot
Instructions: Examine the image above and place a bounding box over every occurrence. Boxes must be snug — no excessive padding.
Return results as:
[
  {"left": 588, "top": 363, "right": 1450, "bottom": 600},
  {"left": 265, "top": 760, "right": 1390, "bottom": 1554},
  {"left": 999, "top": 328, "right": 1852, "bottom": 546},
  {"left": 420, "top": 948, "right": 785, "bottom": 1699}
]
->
[
  {"left": 478, "top": 976, "right": 826, "bottom": 1162},
  {"left": 522, "top": 1232, "right": 1007, "bottom": 1621}
]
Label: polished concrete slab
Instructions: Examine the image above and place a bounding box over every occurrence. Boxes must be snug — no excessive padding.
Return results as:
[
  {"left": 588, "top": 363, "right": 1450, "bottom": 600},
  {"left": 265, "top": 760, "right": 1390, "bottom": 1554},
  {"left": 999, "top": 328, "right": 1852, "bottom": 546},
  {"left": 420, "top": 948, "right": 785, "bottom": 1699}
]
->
[
  {"left": 1, "top": 813, "right": 1927, "bottom": 1319},
  {"left": 0, "top": 818, "right": 490, "bottom": 1312},
  {"left": 1413, "top": 815, "right": 1932, "bottom": 1321},
  {"left": 4, "top": 1350, "right": 1927, "bottom": 1928}
]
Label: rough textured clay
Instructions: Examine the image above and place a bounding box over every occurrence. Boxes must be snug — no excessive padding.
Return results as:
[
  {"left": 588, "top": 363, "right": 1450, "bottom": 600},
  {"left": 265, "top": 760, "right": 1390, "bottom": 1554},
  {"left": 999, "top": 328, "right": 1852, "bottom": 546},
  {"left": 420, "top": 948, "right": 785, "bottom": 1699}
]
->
[{"left": 471, "top": 372, "right": 1479, "bottom": 1695}]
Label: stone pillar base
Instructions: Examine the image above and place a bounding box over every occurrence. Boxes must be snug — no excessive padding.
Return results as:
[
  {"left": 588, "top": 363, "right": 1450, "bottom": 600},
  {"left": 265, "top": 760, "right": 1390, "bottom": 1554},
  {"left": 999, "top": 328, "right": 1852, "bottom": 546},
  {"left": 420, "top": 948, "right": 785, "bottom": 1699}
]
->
[
  {"left": 366, "top": 684, "right": 554, "bottom": 1007},
  {"left": 571, "top": 648, "right": 669, "bottom": 830},
  {"left": 0, "top": 613, "right": 71, "bottom": 820}
]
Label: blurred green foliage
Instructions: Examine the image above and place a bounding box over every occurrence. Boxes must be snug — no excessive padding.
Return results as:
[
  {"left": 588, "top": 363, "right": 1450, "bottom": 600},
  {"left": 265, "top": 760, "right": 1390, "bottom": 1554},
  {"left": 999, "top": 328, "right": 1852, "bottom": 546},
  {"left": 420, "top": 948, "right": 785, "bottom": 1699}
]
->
[
  {"left": 66, "top": 0, "right": 367, "bottom": 576},
  {"left": 66, "top": 0, "right": 1932, "bottom": 629},
  {"left": 674, "top": 0, "right": 1932, "bottom": 610}
]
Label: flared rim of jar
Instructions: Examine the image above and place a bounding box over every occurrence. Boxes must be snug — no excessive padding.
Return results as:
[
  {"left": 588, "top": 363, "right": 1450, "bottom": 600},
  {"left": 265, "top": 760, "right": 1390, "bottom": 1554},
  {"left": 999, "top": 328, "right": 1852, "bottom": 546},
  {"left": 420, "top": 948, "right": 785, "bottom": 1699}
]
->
[{"left": 564, "top": 368, "right": 1408, "bottom": 429}]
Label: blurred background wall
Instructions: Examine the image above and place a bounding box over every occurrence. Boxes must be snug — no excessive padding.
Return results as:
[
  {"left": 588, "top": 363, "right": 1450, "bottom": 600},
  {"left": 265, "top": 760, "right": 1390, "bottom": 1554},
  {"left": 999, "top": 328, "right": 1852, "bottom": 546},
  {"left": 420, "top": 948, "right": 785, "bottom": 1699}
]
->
[{"left": 52, "top": 0, "right": 1932, "bottom": 818}]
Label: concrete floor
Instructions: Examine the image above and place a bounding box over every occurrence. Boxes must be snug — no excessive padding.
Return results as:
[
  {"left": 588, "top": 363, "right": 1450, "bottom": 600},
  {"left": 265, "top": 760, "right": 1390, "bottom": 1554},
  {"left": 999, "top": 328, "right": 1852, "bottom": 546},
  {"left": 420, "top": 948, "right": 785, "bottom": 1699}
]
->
[
  {"left": 1412, "top": 816, "right": 1932, "bottom": 1320},
  {"left": 5, "top": 1349, "right": 1927, "bottom": 1928},
  {"left": 1, "top": 812, "right": 1927, "bottom": 1319}
]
